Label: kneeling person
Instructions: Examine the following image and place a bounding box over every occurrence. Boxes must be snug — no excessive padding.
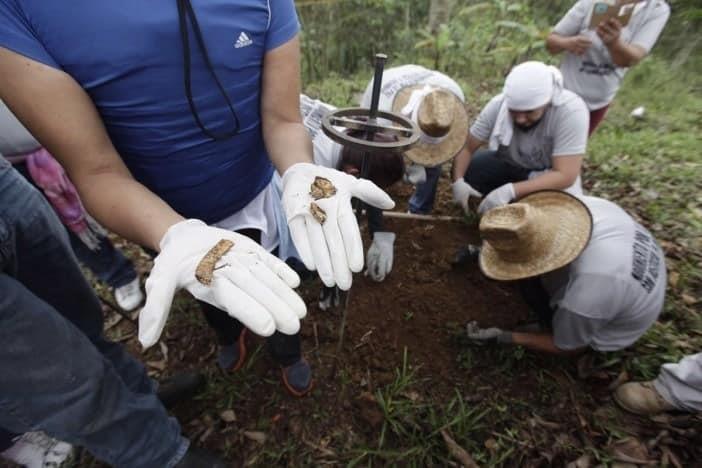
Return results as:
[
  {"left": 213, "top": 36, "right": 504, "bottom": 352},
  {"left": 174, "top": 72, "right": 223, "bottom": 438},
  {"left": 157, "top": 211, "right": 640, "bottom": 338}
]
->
[
  {"left": 467, "top": 191, "right": 665, "bottom": 354},
  {"left": 291, "top": 95, "right": 405, "bottom": 311},
  {"left": 452, "top": 61, "right": 589, "bottom": 214},
  {"left": 360, "top": 64, "right": 470, "bottom": 215}
]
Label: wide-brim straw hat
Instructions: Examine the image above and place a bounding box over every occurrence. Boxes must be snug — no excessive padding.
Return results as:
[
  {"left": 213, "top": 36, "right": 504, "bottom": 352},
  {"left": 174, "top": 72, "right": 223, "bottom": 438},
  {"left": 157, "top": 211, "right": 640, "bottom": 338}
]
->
[
  {"left": 479, "top": 191, "right": 593, "bottom": 281},
  {"left": 392, "top": 85, "right": 469, "bottom": 167}
]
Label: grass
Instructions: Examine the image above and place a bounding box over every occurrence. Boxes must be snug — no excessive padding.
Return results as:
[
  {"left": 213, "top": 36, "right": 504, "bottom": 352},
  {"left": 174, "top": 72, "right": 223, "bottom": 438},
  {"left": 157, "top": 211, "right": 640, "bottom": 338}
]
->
[{"left": 349, "top": 349, "right": 494, "bottom": 466}]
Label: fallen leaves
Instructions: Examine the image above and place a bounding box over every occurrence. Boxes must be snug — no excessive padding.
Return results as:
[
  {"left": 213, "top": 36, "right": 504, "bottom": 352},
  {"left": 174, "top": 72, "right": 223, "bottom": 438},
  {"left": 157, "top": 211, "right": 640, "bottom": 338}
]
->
[
  {"left": 146, "top": 359, "right": 166, "bottom": 371},
  {"left": 566, "top": 454, "right": 591, "bottom": 468},
  {"left": 607, "top": 437, "right": 655, "bottom": 465},
  {"left": 243, "top": 431, "right": 267, "bottom": 444},
  {"left": 681, "top": 293, "right": 698, "bottom": 305},
  {"left": 220, "top": 409, "right": 237, "bottom": 423},
  {"left": 356, "top": 392, "right": 384, "bottom": 429}
]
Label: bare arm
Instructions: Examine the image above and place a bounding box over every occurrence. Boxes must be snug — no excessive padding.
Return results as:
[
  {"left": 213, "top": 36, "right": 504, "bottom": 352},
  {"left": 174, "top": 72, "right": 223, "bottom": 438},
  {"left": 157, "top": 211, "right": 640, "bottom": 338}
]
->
[
  {"left": 261, "top": 35, "right": 313, "bottom": 174},
  {"left": 605, "top": 39, "right": 646, "bottom": 67},
  {"left": 598, "top": 19, "right": 647, "bottom": 67},
  {"left": 510, "top": 332, "right": 585, "bottom": 356},
  {"left": 546, "top": 32, "right": 592, "bottom": 56},
  {"left": 0, "top": 47, "right": 183, "bottom": 251},
  {"left": 512, "top": 155, "right": 582, "bottom": 198},
  {"left": 451, "top": 133, "right": 485, "bottom": 181},
  {"left": 546, "top": 32, "right": 570, "bottom": 54}
]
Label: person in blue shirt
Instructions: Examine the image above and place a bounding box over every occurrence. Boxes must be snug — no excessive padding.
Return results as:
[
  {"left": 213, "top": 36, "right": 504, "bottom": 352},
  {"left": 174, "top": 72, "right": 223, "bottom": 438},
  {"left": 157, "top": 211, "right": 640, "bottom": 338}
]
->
[{"left": 0, "top": 0, "right": 394, "bottom": 464}]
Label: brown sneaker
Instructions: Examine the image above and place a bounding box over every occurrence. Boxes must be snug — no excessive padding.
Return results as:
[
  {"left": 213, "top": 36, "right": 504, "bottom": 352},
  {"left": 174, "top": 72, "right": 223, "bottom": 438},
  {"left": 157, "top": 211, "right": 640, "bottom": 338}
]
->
[{"left": 614, "top": 381, "right": 677, "bottom": 415}]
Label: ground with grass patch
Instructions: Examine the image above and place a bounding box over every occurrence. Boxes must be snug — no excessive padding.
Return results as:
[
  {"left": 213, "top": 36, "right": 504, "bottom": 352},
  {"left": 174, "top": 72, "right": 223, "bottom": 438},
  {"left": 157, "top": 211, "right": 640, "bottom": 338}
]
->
[{"left": 2, "top": 55, "right": 700, "bottom": 468}]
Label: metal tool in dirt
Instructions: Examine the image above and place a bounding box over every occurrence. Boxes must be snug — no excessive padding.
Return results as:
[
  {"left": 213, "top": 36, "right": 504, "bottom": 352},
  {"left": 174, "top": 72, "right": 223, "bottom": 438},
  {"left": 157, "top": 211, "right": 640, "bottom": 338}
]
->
[{"left": 320, "top": 53, "right": 419, "bottom": 362}]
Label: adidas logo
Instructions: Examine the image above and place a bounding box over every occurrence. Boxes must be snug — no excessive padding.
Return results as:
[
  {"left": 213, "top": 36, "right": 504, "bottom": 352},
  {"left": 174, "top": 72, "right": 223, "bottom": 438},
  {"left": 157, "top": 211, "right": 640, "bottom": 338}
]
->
[{"left": 234, "top": 32, "right": 253, "bottom": 49}]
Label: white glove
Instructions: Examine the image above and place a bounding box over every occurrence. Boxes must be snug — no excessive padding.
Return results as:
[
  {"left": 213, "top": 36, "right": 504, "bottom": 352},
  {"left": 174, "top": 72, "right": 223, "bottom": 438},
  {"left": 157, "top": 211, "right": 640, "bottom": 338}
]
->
[
  {"left": 282, "top": 162, "right": 395, "bottom": 290},
  {"left": 139, "top": 219, "right": 307, "bottom": 348},
  {"left": 466, "top": 321, "right": 512, "bottom": 345},
  {"left": 365, "top": 231, "right": 395, "bottom": 282},
  {"left": 451, "top": 179, "right": 482, "bottom": 212},
  {"left": 478, "top": 183, "right": 515, "bottom": 214},
  {"left": 403, "top": 163, "right": 427, "bottom": 185}
]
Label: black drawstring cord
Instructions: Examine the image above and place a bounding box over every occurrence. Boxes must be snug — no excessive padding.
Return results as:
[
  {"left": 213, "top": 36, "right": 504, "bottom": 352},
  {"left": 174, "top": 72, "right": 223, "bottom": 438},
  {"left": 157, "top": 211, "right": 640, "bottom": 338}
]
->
[{"left": 177, "top": 0, "right": 240, "bottom": 140}]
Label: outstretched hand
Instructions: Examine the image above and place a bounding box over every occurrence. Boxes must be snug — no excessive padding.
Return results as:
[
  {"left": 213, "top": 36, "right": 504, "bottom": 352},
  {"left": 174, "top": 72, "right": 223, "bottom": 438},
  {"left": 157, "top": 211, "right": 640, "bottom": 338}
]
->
[
  {"left": 139, "top": 220, "right": 307, "bottom": 348},
  {"left": 282, "top": 163, "right": 395, "bottom": 290}
]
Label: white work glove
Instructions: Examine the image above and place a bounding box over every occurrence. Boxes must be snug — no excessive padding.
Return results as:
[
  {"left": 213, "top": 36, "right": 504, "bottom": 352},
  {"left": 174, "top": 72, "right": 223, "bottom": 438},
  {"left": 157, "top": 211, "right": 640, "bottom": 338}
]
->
[
  {"left": 478, "top": 183, "right": 515, "bottom": 214},
  {"left": 466, "top": 321, "right": 512, "bottom": 345},
  {"left": 451, "top": 179, "right": 483, "bottom": 212},
  {"left": 139, "top": 219, "right": 307, "bottom": 348},
  {"left": 365, "top": 231, "right": 396, "bottom": 282},
  {"left": 403, "top": 163, "right": 427, "bottom": 185},
  {"left": 282, "top": 162, "right": 395, "bottom": 290}
]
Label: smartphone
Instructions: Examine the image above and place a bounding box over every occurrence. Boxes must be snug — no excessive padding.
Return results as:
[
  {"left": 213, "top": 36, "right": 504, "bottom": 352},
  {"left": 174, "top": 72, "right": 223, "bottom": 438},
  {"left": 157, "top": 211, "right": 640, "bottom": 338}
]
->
[{"left": 589, "top": 0, "right": 636, "bottom": 29}]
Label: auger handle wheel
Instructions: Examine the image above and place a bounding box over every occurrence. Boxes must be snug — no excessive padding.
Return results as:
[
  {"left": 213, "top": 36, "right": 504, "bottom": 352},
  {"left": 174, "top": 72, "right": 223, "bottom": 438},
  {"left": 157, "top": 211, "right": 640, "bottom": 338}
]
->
[{"left": 321, "top": 108, "right": 420, "bottom": 153}]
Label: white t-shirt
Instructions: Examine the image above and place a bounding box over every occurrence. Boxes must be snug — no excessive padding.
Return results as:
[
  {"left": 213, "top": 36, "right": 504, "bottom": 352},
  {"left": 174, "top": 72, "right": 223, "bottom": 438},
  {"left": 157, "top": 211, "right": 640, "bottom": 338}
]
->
[
  {"left": 359, "top": 64, "right": 464, "bottom": 112},
  {"left": 553, "top": 0, "right": 670, "bottom": 110},
  {"left": 214, "top": 182, "right": 279, "bottom": 252},
  {"left": 0, "top": 100, "right": 41, "bottom": 157},
  {"left": 299, "top": 94, "right": 342, "bottom": 169},
  {"left": 470, "top": 91, "right": 589, "bottom": 170},
  {"left": 542, "top": 196, "right": 666, "bottom": 351},
  {"left": 223, "top": 94, "right": 351, "bottom": 256}
]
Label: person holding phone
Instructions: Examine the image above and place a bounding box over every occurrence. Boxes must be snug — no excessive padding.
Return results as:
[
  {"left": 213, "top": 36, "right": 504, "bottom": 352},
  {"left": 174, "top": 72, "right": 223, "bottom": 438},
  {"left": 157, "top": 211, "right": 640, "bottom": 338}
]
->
[{"left": 546, "top": 0, "right": 670, "bottom": 134}]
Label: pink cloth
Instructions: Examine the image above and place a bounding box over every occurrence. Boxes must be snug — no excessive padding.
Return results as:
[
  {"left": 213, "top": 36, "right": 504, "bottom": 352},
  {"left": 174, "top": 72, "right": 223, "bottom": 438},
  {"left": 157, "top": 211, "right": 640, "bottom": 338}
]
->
[{"left": 25, "top": 148, "right": 102, "bottom": 249}]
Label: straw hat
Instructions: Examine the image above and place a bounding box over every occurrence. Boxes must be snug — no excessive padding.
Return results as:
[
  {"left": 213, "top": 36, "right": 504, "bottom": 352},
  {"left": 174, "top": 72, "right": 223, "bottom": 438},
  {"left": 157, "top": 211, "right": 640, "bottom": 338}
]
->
[
  {"left": 479, "top": 191, "right": 593, "bottom": 281},
  {"left": 392, "top": 85, "right": 469, "bottom": 167}
]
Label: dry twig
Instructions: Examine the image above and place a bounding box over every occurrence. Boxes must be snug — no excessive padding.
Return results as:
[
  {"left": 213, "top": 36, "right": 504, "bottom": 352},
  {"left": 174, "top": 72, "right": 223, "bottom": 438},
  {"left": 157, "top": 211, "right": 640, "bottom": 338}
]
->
[{"left": 440, "top": 429, "right": 479, "bottom": 468}]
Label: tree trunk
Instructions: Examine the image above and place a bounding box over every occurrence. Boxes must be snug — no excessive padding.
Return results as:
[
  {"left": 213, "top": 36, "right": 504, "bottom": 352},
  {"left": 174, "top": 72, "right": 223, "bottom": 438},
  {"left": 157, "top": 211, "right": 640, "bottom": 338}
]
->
[{"left": 428, "top": 0, "right": 452, "bottom": 33}]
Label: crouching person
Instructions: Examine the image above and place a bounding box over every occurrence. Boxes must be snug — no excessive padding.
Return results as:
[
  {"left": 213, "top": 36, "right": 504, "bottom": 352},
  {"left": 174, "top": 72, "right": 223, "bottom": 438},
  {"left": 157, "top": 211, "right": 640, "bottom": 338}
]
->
[
  {"left": 466, "top": 191, "right": 665, "bottom": 355},
  {"left": 290, "top": 95, "right": 406, "bottom": 309},
  {"left": 451, "top": 61, "right": 588, "bottom": 215},
  {"left": 359, "top": 64, "right": 470, "bottom": 215}
]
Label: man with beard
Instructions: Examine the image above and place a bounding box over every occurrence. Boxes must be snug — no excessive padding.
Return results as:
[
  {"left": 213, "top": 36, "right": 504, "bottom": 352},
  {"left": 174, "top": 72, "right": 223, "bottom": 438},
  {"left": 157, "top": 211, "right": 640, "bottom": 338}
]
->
[{"left": 451, "top": 61, "right": 589, "bottom": 214}]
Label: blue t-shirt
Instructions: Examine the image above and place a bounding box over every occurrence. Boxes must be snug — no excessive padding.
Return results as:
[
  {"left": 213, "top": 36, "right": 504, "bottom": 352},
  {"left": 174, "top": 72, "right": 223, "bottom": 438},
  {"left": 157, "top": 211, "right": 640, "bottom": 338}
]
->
[{"left": 0, "top": 0, "right": 299, "bottom": 223}]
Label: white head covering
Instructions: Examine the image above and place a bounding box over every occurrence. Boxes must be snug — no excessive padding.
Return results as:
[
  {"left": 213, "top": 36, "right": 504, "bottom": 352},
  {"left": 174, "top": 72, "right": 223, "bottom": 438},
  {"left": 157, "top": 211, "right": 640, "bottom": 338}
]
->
[
  {"left": 489, "top": 61, "right": 565, "bottom": 150},
  {"left": 504, "top": 61, "right": 565, "bottom": 111}
]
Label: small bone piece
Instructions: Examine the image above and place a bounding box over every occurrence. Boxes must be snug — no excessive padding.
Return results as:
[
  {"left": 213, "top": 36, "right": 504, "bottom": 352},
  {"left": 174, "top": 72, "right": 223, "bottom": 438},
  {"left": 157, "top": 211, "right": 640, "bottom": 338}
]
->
[
  {"left": 310, "top": 176, "right": 337, "bottom": 200},
  {"left": 195, "top": 239, "right": 234, "bottom": 285},
  {"left": 310, "top": 202, "right": 327, "bottom": 224}
]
